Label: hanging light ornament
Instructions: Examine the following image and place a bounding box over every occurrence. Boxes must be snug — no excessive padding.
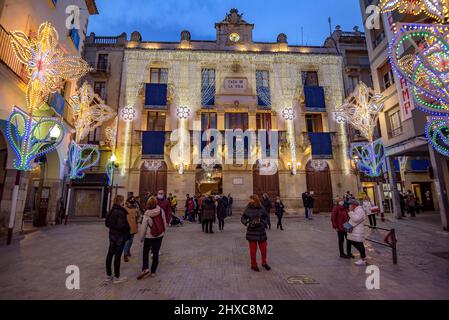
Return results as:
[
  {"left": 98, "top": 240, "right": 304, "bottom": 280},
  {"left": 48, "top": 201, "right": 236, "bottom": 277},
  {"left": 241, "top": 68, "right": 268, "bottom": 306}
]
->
[
  {"left": 176, "top": 106, "right": 191, "bottom": 120},
  {"left": 281, "top": 107, "right": 296, "bottom": 121},
  {"left": 120, "top": 104, "right": 137, "bottom": 122},
  {"left": 426, "top": 117, "right": 449, "bottom": 156},
  {"left": 68, "top": 82, "right": 116, "bottom": 179},
  {"left": 334, "top": 82, "right": 387, "bottom": 177},
  {"left": 144, "top": 160, "right": 163, "bottom": 171},
  {"left": 380, "top": 0, "right": 449, "bottom": 23}
]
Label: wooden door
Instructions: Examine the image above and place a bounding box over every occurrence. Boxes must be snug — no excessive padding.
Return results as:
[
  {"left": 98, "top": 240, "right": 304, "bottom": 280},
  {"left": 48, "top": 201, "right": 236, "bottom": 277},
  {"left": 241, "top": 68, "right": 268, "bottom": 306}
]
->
[
  {"left": 306, "top": 161, "right": 333, "bottom": 213},
  {"left": 253, "top": 165, "right": 280, "bottom": 200},
  {"left": 139, "top": 161, "right": 167, "bottom": 197},
  {"left": 74, "top": 189, "right": 102, "bottom": 217}
]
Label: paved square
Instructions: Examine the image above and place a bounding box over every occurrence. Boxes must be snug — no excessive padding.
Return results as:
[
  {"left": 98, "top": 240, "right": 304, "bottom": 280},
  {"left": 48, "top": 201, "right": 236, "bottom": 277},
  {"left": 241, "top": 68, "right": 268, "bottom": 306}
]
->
[{"left": 0, "top": 213, "right": 448, "bottom": 299}]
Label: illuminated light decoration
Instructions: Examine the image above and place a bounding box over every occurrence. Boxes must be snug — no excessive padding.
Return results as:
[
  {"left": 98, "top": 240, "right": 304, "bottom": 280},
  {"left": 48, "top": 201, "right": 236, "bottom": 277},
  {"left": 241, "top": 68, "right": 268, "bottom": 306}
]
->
[
  {"left": 105, "top": 125, "right": 117, "bottom": 149},
  {"left": 70, "top": 82, "right": 116, "bottom": 143},
  {"left": 281, "top": 107, "right": 296, "bottom": 121},
  {"left": 352, "top": 140, "right": 387, "bottom": 178},
  {"left": 144, "top": 160, "right": 163, "bottom": 171},
  {"left": 9, "top": 22, "right": 91, "bottom": 112},
  {"left": 426, "top": 117, "right": 449, "bottom": 156},
  {"left": 120, "top": 104, "right": 136, "bottom": 122},
  {"left": 176, "top": 106, "right": 191, "bottom": 120},
  {"left": 389, "top": 23, "right": 449, "bottom": 115},
  {"left": 310, "top": 159, "right": 329, "bottom": 172},
  {"left": 286, "top": 120, "right": 297, "bottom": 175},
  {"left": 106, "top": 160, "right": 114, "bottom": 186},
  {"left": 67, "top": 141, "right": 100, "bottom": 179},
  {"left": 5, "top": 107, "right": 65, "bottom": 171},
  {"left": 334, "top": 82, "right": 385, "bottom": 142},
  {"left": 380, "top": 0, "right": 449, "bottom": 22}
]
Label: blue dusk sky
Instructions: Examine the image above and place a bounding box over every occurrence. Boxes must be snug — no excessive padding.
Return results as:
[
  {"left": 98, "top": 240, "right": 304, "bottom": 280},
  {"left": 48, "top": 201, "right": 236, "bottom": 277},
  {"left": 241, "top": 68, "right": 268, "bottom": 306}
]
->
[{"left": 87, "top": 0, "right": 364, "bottom": 46}]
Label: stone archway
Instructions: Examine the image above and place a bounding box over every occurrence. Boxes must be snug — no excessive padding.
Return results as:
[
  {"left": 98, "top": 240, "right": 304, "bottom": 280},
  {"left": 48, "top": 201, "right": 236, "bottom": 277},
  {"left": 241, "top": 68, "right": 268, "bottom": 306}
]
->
[
  {"left": 139, "top": 160, "right": 167, "bottom": 197},
  {"left": 305, "top": 160, "right": 333, "bottom": 213}
]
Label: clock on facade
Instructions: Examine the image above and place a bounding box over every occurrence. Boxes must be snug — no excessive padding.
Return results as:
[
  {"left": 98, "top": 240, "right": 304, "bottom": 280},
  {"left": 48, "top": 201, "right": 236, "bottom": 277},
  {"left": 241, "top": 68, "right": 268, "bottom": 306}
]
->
[{"left": 229, "top": 32, "right": 240, "bottom": 42}]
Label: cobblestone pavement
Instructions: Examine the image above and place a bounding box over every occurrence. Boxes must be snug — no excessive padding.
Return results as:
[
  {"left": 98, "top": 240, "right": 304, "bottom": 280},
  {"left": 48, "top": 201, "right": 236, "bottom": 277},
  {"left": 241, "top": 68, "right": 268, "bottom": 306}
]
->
[{"left": 0, "top": 212, "right": 448, "bottom": 300}]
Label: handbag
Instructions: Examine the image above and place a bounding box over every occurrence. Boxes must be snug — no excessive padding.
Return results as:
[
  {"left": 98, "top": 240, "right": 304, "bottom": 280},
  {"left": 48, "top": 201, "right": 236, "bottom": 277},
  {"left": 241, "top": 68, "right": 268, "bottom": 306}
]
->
[{"left": 344, "top": 219, "right": 364, "bottom": 233}]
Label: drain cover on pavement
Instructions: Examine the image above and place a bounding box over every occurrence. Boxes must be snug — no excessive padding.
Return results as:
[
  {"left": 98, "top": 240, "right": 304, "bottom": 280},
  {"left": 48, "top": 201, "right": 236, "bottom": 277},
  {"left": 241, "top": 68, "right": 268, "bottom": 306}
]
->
[
  {"left": 286, "top": 276, "right": 319, "bottom": 285},
  {"left": 430, "top": 252, "right": 449, "bottom": 260}
]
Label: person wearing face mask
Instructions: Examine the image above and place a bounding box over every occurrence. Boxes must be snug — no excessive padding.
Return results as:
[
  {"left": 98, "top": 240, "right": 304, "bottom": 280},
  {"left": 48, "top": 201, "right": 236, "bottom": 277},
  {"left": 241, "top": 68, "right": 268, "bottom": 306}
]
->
[
  {"left": 156, "top": 190, "right": 172, "bottom": 226},
  {"left": 331, "top": 198, "right": 353, "bottom": 259}
]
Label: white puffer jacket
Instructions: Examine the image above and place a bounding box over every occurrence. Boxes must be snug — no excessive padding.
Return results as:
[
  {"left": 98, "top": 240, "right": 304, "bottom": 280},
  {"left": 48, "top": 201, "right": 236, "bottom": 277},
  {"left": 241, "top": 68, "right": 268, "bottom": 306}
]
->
[
  {"left": 140, "top": 206, "right": 167, "bottom": 240},
  {"left": 362, "top": 200, "right": 374, "bottom": 216},
  {"left": 347, "top": 206, "right": 366, "bottom": 243}
]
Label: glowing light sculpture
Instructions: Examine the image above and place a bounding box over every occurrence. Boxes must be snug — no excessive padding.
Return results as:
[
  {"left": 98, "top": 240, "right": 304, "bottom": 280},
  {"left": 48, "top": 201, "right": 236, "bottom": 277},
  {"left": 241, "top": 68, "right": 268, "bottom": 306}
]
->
[
  {"left": 67, "top": 141, "right": 100, "bottom": 180},
  {"left": 120, "top": 105, "right": 136, "bottom": 122},
  {"left": 5, "top": 107, "right": 65, "bottom": 171},
  {"left": 176, "top": 106, "right": 191, "bottom": 120},
  {"left": 426, "top": 117, "right": 449, "bottom": 156},
  {"left": 106, "top": 159, "right": 115, "bottom": 186},
  {"left": 310, "top": 159, "right": 329, "bottom": 172},
  {"left": 352, "top": 140, "right": 387, "bottom": 178},
  {"left": 380, "top": 0, "right": 449, "bottom": 22},
  {"left": 334, "top": 82, "right": 387, "bottom": 177}
]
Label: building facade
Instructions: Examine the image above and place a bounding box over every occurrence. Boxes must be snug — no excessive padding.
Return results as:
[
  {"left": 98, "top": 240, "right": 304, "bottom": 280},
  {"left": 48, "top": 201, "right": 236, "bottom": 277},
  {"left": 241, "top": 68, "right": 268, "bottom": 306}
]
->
[
  {"left": 359, "top": 0, "right": 449, "bottom": 229},
  {"left": 83, "top": 9, "right": 358, "bottom": 213},
  {"left": 0, "top": 0, "right": 98, "bottom": 234}
]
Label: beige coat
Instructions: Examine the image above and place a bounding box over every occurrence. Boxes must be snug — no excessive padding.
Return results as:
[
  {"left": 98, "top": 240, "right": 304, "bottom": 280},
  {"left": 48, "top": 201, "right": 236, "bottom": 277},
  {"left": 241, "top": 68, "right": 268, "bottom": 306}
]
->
[{"left": 125, "top": 206, "right": 139, "bottom": 235}]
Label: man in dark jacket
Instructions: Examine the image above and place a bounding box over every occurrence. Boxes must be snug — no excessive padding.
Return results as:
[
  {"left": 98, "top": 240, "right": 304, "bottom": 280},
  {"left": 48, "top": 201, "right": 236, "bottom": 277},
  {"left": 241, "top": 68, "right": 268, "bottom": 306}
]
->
[
  {"left": 216, "top": 196, "right": 227, "bottom": 231},
  {"left": 157, "top": 190, "right": 172, "bottom": 225},
  {"left": 201, "top": 195, "right": 216, "bottom": 234},
  {"left": 105, "top": 195, "right": 130, "bottom": 283},
  {"left": 302, "top": 192, "right": 309, "bottom": 218},
  {"left": 331, "top": 198, "right": 352, "bottom": 259}
]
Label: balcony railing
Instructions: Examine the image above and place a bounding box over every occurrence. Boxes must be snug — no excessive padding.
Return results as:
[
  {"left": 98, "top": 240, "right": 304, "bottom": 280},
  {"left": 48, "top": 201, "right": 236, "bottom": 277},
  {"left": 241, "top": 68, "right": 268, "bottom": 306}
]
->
[
  {"left": 93, "top": 36, "right": 120, "bottom": 45},
  {"left": 0, "top": 24, "right": 28, "bottom": 82},
  {"left": 88, "top": 61, "right": 111, "bottom": 74}
]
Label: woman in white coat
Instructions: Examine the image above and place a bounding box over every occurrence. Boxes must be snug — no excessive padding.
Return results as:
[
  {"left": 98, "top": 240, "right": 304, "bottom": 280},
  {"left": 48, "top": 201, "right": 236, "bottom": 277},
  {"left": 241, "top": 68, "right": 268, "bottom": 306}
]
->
[
  {"left": 347, "top": 199, "right": 367, "bottom": 266},
  {"left": 363, "top": 195, "right": 376, "bottom": 227}
]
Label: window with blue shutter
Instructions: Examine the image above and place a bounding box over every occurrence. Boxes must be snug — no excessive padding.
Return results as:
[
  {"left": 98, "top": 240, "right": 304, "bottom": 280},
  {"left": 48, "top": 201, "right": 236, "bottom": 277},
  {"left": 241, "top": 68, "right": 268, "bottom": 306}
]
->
[
  {"left": 256, "top": 70, "right": 271, "bottom": 107},
  {"left": 201, "top": 69, "right": 215, "bottom": 107},
  {"left": 142, "top": 131, "right": 165, "bottom": 157},
  {"left": 304, "top": 86, "right": 326, "bottom": 112},
  {"left": 145, "top": 83, "right": 168, "bottom": 108},
  {"left": 48, "top": 92, "right": 65, "bottom": 116}
]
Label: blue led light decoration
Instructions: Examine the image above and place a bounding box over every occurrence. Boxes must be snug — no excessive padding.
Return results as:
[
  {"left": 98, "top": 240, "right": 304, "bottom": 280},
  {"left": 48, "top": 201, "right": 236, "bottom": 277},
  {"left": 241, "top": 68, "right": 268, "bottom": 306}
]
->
[
  {"left": 67, "top": 141, "right": 100, "bottom": 179},
  {"left": 426, "top": 117, "right": 449, "bottom": 157},
  {"left": 5, "top": 107, "right": 65, "bottom": 171},
  {"left": 106, "top": 160, "right": 114, "bottom": 186},
  {"left": 352, "top": 140, "right": 387, "bottom": 178}
]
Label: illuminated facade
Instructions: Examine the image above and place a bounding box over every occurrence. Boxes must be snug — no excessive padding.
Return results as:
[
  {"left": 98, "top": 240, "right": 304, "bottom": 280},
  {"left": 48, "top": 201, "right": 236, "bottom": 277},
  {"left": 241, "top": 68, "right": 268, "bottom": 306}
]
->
[{"left": 84, "top": 9, "right": 358, "bottom": 212}]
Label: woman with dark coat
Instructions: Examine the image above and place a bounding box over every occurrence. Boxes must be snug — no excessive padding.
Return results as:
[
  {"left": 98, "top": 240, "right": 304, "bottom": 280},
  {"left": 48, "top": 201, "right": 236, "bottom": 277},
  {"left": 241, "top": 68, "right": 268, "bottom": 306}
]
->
[
  {"left": 241, "top": 194, "right": 271, "bottom": 272},
  {"left": 201, "top": 195, "right": 216, "bottom": 234},
  {"left": 216, "top": 196, "right": 227, "bottom": 231},
  {"left": 261, "top": 193, "right": 272, "bottom": 229},
  {"left": 274, "top": 196, "right": 285, "bottom": 231}
]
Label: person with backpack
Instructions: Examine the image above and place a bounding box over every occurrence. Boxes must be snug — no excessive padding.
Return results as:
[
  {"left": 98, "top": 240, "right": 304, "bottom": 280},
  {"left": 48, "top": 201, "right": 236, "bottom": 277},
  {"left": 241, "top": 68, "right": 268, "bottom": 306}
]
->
[
  {"left": 274, "top": 196, "right": 285, "bottom": 231},
  {"left": 105, "top": 195, "right": 130, "bottom": 284},
  {"left": 123, "top": 197, "right": 139, "bottom": 262},
  {"left": 137, "top": 196, "right": 167, "bottom": 280},
  {"left": 241, "top": 194, "right": 271, "bottom": 272}
]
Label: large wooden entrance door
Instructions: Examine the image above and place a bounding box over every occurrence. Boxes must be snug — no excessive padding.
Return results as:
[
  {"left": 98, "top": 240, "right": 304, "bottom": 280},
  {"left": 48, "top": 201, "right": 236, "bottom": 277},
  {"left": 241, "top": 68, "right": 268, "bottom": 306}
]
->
[
  {"left": 253, "top": 165, "right": 280, "bottom": 200},
  {"left": 306, "top": 161, "right": 333, "bottom": 213},
  {"left": 139, "top": 161, "right": 167, "bottom": 197}
]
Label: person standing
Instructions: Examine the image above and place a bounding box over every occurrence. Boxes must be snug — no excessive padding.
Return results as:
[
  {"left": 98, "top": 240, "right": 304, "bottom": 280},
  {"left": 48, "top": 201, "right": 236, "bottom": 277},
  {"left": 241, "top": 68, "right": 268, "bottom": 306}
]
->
[
  {"left": 123, "top": 197, "right": 139, "bottom": 262},
  {"left": 363, "top": 195, "right": 375, "bottom": 227},
  {"left": 331, "top": 198, "right": 352, "bottom": 259},
  {"left": 216, "top": 195, "right": 227, "bottom": 231},
  {"left": 227, "top": 193, "right": 233, "bottom": 216},
  {"left": 346, "top": 199, "right": 367, "bottom": 266},
  {"left": 301, "top": 191, "right": 309, "bottom": 218},
  {"left": 184, "top": 194, "right": 190, "bottom": 220},
  {"left": 261, "top": 193, "right": 272, "bottom": 229},
  {"left": 187, "top": 196, "right": 195, "bottom": 222},
  {"left": 105, "top": 195, "right": 130, "bottom": 284},
  {"left": 201, "top": 195, "right": 216, "bottom": 234},
  {"left": 307, "top": 192, "right": 315, "bottom": 220},
  {"left": 399, "top": 192, "right": 406, "bottom": 217},
  {"left": 406, "top": 190, "right": 416, "bottom": 217},
  {"left": 171, "top": 195, "right": 178, "bottom": 216},
  {"left": 156, "top": 190, "right": 172, "bottom": 225},
  {"left": 241, "top": 195, "right": 271, "bottom": 272},
  {"left": 137, "top": 197, "right": 167, "bottom": 280},
  {"left": 275, "top": 196, "right": 285, "bottom": 230}
]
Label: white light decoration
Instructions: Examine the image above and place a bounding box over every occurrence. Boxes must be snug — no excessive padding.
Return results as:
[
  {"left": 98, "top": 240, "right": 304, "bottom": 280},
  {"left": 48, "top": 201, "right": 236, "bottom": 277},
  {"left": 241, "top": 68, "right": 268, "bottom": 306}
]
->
[
  {"left": 334, "top": 82, "right": 384, "bottom": 142},
  {"left": 282, "top": 107, "right": 296, "bottom": 121},
  {"left": 380, "top": 0, "right": 449, "bottom": 22},
  {"left": 120, "top": 104, "right": 136, "bottom": 122},
  {"left": 310, "top": 159, "right": 329, "bottom": 171},
  {"left": 144, "top": 160, "right": 163, "bottom": 171},
  {"left": 176, "top": 106, "right": 191, "bottom": 120}
]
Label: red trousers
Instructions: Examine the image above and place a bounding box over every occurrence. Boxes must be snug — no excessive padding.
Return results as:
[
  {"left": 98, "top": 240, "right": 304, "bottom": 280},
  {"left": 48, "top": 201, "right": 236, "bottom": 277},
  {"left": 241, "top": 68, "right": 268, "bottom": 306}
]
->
[{"left": 248, "top": 240, "right": 267, "bottom": 267}]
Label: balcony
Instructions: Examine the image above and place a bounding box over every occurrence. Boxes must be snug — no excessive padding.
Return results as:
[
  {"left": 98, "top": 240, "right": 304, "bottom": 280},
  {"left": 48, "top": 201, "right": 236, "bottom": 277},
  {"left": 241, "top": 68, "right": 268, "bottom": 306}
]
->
[
  {"left": 0, "top": 24, "right": 28, "bottom": 82},
  {"left": 88, "top": 61, "right": 111, "bottom": 75}
]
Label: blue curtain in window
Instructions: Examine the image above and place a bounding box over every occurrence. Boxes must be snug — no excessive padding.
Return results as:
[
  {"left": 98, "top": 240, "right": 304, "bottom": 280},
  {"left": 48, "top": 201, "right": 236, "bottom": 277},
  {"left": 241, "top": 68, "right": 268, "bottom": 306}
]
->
[
  {"left": 70, "top": 28, "right": 80, "bottom": 50},
  {"left": 411, "top": 159, "right": 430, "bottom": 172},
  {"left": 393, "top": 160, "right": 400, "bottom": 172},
  {"left": 145, "top": 84, "right": 167, "bottom": 107},
  {"left": 309, "top": 132, "right": 333, "bottom": 159},
  {"left": 49, "top": 92, "right": 65, "bottom": 116},
  {"left": 142, "top": 131, "right": 165, "bottom": 156},
  {"left": 304, "top": 86, "right": 326, "bottom": 111}
]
